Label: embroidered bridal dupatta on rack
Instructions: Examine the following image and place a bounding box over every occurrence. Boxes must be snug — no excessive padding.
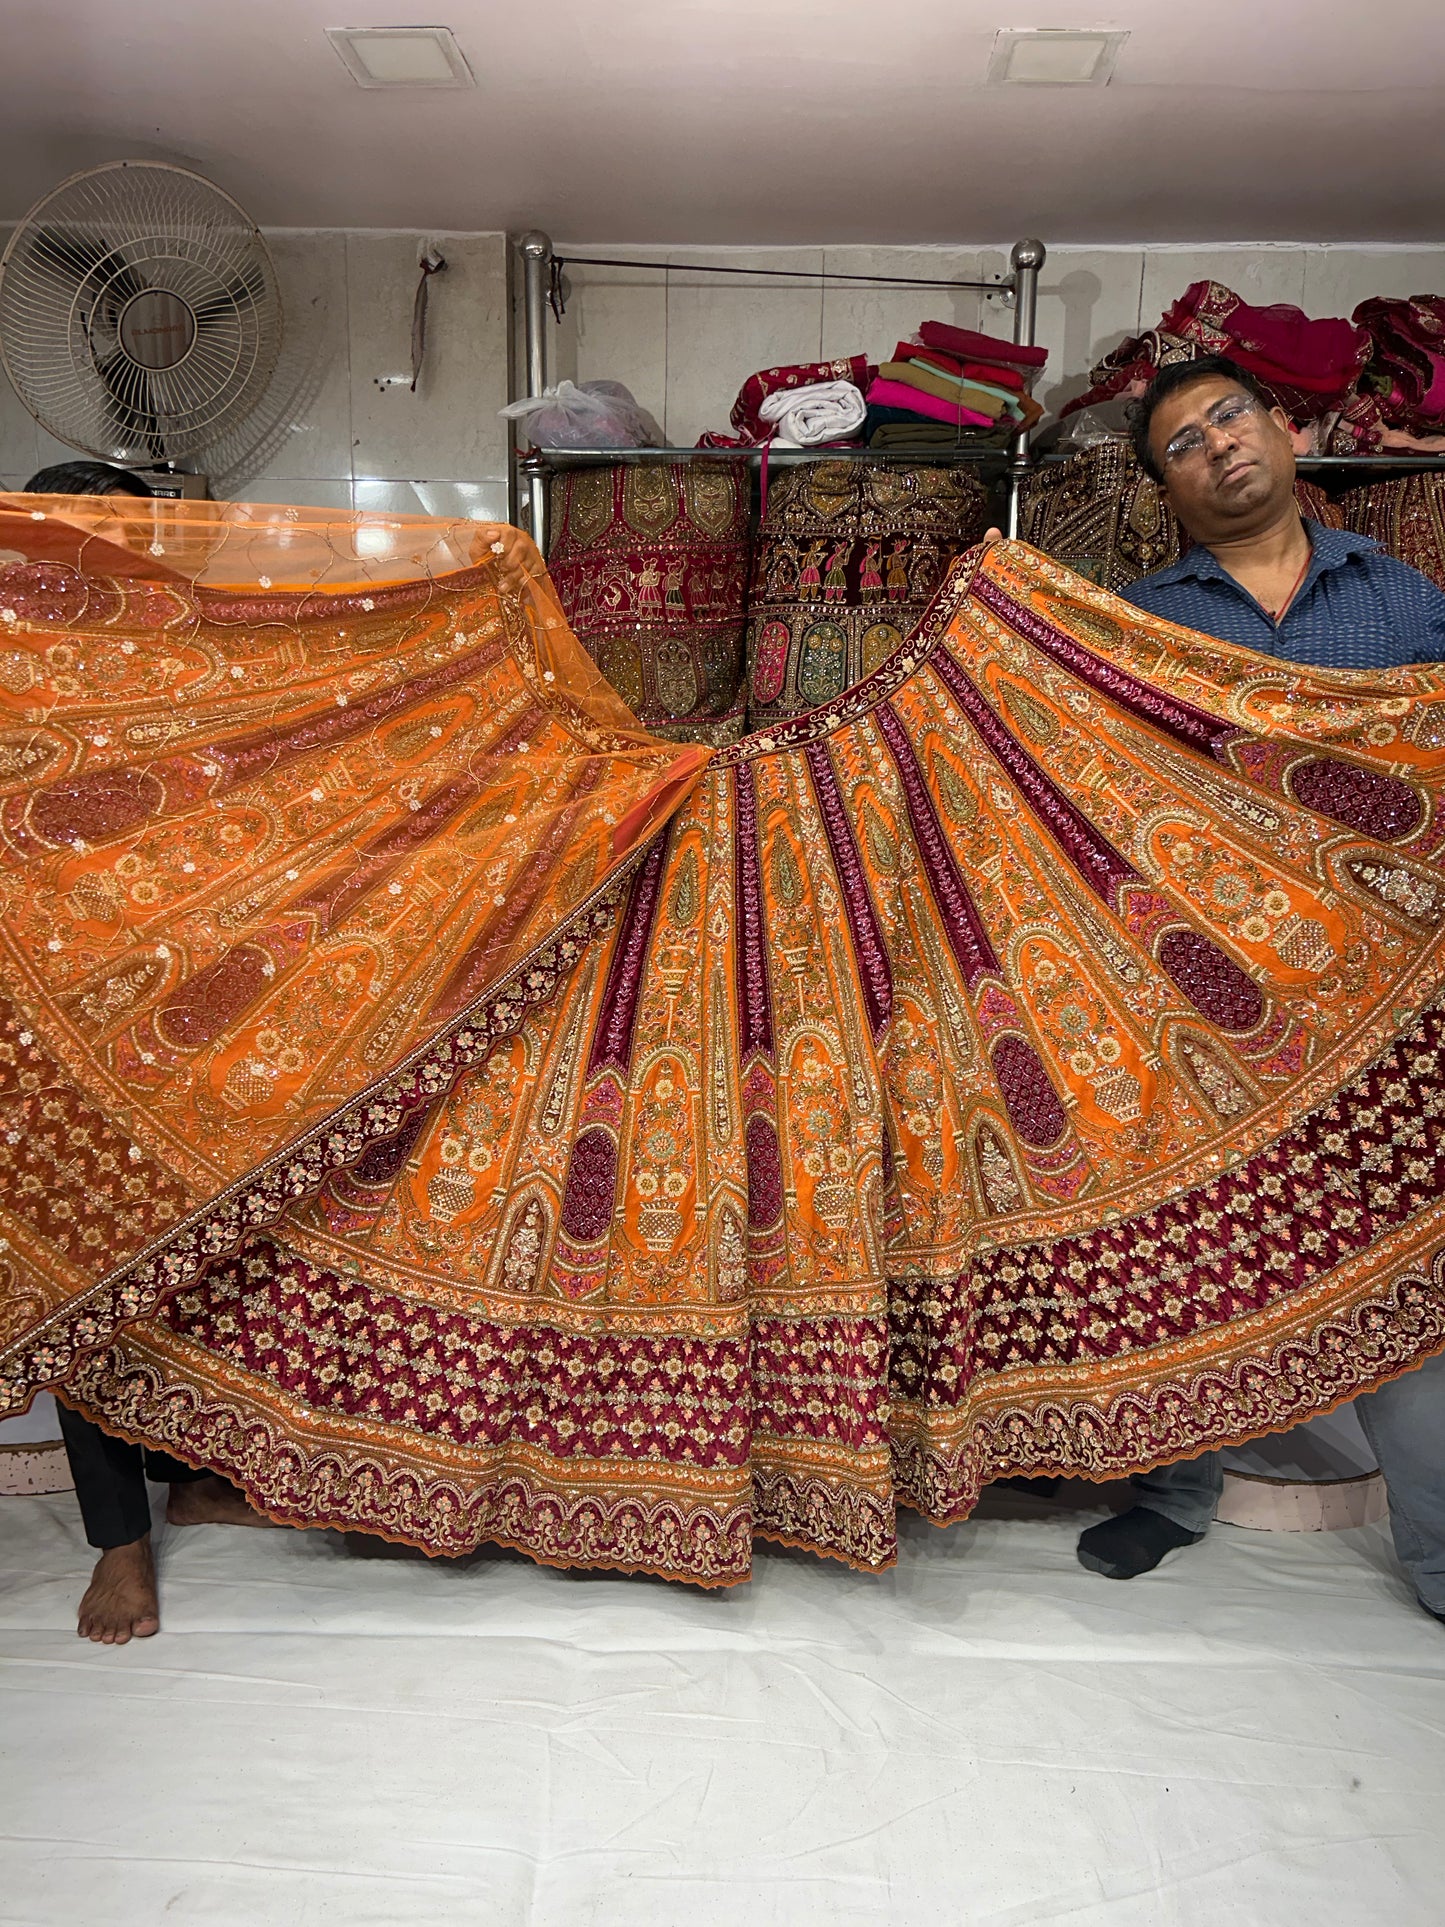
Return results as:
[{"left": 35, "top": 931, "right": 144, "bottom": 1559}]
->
[{"left": 2, "top": 496, "right": 1443, "bottom": 1585}]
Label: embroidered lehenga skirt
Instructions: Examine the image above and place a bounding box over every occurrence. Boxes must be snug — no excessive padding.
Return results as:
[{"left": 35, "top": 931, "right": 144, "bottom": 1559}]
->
[
  {"left": 547, "top": 461, "right": 751, "bottom": 745},
  {"left": 745, "top": 460, "right": 987, "bottom": 729},
  {"left": 1341, "top": 473, "right": 1445, "bottom": 593},
  {"left": 2, "top": 497, "right": 1443, "bottom": 1586}
]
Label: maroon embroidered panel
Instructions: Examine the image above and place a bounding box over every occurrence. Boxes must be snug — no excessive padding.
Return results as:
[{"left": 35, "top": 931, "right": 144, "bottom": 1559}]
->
[
  {"left": 972, "top": 574, "right": 1242, "bottom": 763},
  {"left": 1156, "top": 928, "right": 1266, "bottom": 1034},
  {"left": 875, "top": 701, "right": 1000, "bottom": 990},
  {"left": 893, "top": 1008, "right": 1445, "bottom": 1402},
  {"left": 744, "top": 1114, "right": 785, "bottom": 1233},
  {"left": 989, "top": 1034, "right": 1070, "bottom": 1149},
  {"left": 805, "top": 741, "right": 893, "bottom": 1041},
  {"left": 932, "top": 648, "right": 1138, "bottom": 908},
  {"left": 26, "top": 768, "right": 166, "bottom": 848},
  {"left": 1289, "top": 758, "right": 1425, "bottom": 841},
  {"left": 588, "top": 833, "right": 670, "bottom": 1076},
  {"left": 559, "top": 1127, "right": 621, "bottom": 1243}
]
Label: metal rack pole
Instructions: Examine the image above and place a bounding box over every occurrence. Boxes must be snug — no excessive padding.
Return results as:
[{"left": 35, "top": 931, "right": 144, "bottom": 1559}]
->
[
  {"left": 1004, "top": 237, "right": 1045, "bottom": 538},
  {"left": 517, "top": 231, "right": 553, "bottom": 549}
]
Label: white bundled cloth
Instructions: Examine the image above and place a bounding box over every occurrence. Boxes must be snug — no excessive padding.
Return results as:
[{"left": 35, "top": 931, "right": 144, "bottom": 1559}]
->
[{"left": 757, "top": 379, "right": 866, "bottom": 446}]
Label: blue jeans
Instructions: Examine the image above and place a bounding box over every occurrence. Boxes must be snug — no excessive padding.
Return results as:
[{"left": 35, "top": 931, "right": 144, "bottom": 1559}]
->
[{"left": 1130, "top": 1348, "right": 1445, "bottom": 1616}]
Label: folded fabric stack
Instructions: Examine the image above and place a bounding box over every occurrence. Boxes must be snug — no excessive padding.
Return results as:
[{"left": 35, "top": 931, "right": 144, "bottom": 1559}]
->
[
  {"left": 744, "top": 458, "right": 987, "bottom": 728},
  {"left": 1019, "top": 445, "right": 1344, "bottom": 594},
  {"left": 1064, "top": 281, "right": 1445, "bottom": 457},
  {"left": 865, "top": 321, "right": 1047, "bottom": 449},
  {"left": 546, "top": 461, "right": 753, "bottom": 744}
]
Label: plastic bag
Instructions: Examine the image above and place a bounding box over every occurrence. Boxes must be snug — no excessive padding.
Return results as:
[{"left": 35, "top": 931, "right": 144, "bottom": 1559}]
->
[
  {"left": 1055, "top": 402, "right": 1134, "bottom": 451},
  {"left": 499, "top": 380, "right": 664, "bottom": 450}
]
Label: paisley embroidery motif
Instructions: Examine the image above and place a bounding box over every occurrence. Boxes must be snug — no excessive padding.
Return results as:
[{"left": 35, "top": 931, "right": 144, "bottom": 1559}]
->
[
  {"left": 500, "top": 1196, "right": 549, "bottom": 1292},
  {"left": 975, "top": 1120, "right": 1025, "bottom": 1214},
  {"left": 797, "top": 620, "right": 847, "bottom": 707}
]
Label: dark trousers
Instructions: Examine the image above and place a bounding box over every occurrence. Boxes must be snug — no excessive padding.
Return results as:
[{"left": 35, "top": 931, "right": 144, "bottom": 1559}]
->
[{"left": 57, "top": 1402, "right": 207, "bottom": 1551}]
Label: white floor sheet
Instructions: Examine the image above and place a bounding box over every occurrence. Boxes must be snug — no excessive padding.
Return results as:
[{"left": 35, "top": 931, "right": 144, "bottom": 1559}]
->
[{"left": 1, "top": 1483, "right": 1441, "bottom": 1926}]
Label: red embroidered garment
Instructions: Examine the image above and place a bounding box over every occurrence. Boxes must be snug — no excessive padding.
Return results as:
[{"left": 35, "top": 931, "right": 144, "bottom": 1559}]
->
[
  {"left": 1062, "top": 283, "right": 1445, "bottom": 456},
  {"left": 1158, "top": 283, "right": 1369, "bottom": 421},
  {"left": 1341, "top": 473, "right": 1445, "bottom": 593},
  {"left": 1352, "top": 297, "right": 1445, "bottom": 436},
  {"left": 546, "top": 462, "right": 752, "bottom": 744},
  {"left": 1059, "top": 328, "right": 1192, "bottom": 421},
  {"left": 1065, "top": 286, "right": 1370, "bottom": 436},
  {"left": 729, "top": 358, "right": 871, "bottom": 440},
  {"left": 744, "top": 459, "right": 987, "bottom": 726},
  {"left": 3, "top": 500, "right": 1445, "bottom": 1587}
]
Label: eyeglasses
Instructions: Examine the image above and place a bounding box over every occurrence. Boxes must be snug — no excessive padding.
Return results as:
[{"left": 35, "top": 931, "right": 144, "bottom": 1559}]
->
[{"left": 1161, "top": 394, "right": 1262, "bottom": 468}]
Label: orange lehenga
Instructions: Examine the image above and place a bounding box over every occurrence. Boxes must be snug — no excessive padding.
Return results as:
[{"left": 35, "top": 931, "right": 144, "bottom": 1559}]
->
[{"left": 1, "top": 496, "right": 1443, "bottom": 1585}]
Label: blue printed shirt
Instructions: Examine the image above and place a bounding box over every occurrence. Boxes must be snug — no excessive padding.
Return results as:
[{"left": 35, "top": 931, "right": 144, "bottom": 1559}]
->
[{"left": 1123, "top": 521, "right": 1445, "bottom": 671}]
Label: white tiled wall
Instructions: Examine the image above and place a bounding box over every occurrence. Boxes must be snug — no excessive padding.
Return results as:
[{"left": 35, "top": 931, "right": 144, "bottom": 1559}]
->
[
  {"left": 0, "top": 227, "right": 512, "bottom": 522},
  {"left": 6, "top": 234, "right": 1445, "bottom": 507},
  {"left": 554, "top": 242, "right": 1445, "bottom": 446}
]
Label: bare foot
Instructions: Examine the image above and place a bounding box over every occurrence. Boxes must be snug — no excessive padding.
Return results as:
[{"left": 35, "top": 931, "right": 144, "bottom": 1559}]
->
[
  {"left": 166, "top": 1474, "right": 275, "bottom": 1529},
  {"left": 77, "top": 1537, "right": 159, "bottom": 1644}
]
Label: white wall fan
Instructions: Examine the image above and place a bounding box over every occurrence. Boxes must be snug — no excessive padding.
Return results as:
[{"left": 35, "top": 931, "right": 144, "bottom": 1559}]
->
[{"left": 0, "top": 159, "right": 283, "bottom": 495}]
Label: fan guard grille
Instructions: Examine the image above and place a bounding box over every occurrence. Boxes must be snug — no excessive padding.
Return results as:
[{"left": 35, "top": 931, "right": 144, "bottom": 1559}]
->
[{"left": 0, "top": 160, "right": 282, "bottom": 465}]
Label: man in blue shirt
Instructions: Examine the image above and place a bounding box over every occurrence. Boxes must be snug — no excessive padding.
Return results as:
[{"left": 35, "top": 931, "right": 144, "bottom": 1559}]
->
[
  {"left": 1124, "top": 357, "right": 1445, "bottom": 670},
  {"left": 1072, "top": 355, "right": 1445, "bottom": 1627}
]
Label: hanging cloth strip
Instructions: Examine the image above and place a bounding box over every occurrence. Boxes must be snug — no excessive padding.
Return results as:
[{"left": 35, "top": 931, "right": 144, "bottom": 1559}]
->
[
  {"left": 410, "top": 250, "right": 447, "bottom": 391},
  {"left": 1, "top": 499, "right": 1444, "bottom": 1587}
]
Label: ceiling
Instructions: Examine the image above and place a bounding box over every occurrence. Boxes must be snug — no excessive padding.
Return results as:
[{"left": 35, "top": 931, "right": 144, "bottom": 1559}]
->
[{"left": 3, "top": 0, "right": 1444, "bottom": 243}]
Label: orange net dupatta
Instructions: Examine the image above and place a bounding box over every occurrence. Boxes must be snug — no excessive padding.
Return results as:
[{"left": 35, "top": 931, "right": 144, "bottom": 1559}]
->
[
  {"left": 2, "top": 501, "right": 1444, "bottom": 1585},
  {"left": 0, "top": 499, "right": 706, "bottom": 1393}
]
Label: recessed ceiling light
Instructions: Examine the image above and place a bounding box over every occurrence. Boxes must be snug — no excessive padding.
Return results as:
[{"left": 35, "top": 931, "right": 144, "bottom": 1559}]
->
[
  {"left": 327, "top": 26, "right": 475, "bottom": 89},
  {"left": 988, "top": 29, "right": 1128, "bottom": 86}
]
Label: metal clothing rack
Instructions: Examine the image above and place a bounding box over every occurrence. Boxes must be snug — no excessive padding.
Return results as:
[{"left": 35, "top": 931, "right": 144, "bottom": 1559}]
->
[{"left": 512, "top": 232, "right": 1048, "bottom": 551}]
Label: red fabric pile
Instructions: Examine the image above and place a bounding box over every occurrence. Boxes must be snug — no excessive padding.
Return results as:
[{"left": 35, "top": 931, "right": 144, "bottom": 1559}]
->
[{"left": 1064, "top": 280, "right": 1445, "bottom": 455}]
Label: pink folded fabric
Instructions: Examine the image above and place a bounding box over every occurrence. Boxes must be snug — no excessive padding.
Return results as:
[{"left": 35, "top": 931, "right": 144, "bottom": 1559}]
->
[{"left": 865, "top": 376, "right": 997, "bottom": 429}]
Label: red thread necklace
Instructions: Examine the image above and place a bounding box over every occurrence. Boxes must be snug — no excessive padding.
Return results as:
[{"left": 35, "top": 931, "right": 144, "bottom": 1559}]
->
[{"left": 1261, "top": 549, "right": 1311, "bottom": 622}]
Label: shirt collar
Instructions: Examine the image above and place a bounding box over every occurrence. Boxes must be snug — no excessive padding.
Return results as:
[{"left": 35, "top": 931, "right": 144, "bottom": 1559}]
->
[{"left": 1151, "top": 519, "right": 1380, "bottom": 587}]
